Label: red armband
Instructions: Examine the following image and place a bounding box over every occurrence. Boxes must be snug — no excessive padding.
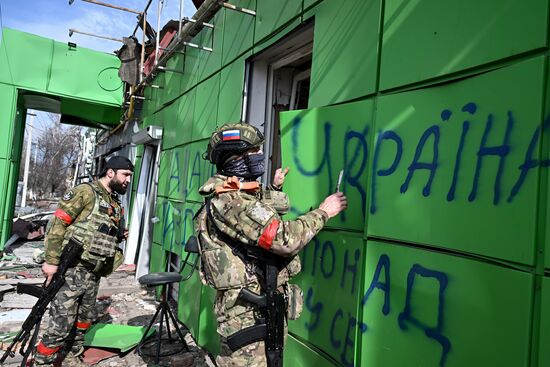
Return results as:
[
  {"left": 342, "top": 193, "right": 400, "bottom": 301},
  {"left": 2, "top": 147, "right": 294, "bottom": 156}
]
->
[
  {"left": 37, "top": 341, "right": 61, "bottom": 356},
  {"left": 75, "top": 321, "right": 92, "bottom": 329},
  {"left": 258, "top": 220, "right": 280, "bottom": 250},
  {"left": 54, "top": 209, "right": 73, "bottom": 225}
]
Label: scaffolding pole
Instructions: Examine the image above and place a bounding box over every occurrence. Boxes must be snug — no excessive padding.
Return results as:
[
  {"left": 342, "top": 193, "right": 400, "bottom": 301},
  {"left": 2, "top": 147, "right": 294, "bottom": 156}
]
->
[
  {"left": 140, "top": 12, "right": 147, "bottom": 83},
  {"left": 81, "top": 0, "right": 141, "bottom": 14},
  {"left": 155, "top": 0, "right": 164, "bottom": 67},
  {"left": 69, "top": 29, "right": 123, "bottom": 42}
]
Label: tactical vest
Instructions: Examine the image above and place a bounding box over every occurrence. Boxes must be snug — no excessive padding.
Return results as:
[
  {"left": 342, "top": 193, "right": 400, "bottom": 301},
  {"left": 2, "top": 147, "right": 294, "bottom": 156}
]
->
[
  {"left": 62, "top": 183, "right": 120, "bottom": 272},
  {"left": 194, "top": 193, "right": 301, "bottom": 291}
]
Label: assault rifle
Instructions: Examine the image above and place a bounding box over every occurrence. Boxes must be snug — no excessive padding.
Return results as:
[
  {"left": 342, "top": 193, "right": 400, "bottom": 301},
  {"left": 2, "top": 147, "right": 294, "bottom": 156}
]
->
[
  {"left": 0, "top": 238, "right": 83, "bottom": 366},
  {"left": 117, "top": 216, "right": 126, "bottom": 243},
  {"left": 226, "top": 260, "right": 286, "bottom": 367}
]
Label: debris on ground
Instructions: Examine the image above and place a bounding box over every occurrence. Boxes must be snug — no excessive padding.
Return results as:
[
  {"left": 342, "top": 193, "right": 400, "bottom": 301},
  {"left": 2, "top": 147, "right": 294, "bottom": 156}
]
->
[{"left": 0, "top": 238, "right": 217, "bottom": 367}]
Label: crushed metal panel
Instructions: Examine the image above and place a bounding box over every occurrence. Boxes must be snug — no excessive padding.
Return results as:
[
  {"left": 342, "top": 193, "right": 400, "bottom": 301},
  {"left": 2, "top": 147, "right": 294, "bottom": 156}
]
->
[{"left": 83, "top": 323, "right": 155, "bottom": 352}]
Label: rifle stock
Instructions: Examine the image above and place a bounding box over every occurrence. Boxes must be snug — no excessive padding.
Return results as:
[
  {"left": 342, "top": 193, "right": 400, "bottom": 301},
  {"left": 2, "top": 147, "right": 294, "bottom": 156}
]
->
[
  {"left": 17, "top": 283, "right": 45, "bottom": 299},
  {"left": 0, "top": 238, "right": 83, "bottom": 365},
  {"left": 230, "top": 263, "right": 285, "bottom": 367}
]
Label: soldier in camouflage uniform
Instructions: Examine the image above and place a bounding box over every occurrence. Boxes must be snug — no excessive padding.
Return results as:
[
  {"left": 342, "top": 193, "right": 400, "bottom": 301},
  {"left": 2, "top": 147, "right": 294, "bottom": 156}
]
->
[
  {"left": 195, "top": 123, "right": 347, "bottom": 367},
  {"left": 34, "top": 156, "right": 134, "bottom": 366}
]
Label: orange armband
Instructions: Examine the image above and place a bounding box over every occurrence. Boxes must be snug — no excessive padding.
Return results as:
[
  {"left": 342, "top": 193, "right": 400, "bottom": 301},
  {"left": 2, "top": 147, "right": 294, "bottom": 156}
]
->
[
  {"left": 54, "top": 209, "right": 73, "bottom": 225},
  {"left": 258, "top": 219, "right": 280, "bottom": 250}
]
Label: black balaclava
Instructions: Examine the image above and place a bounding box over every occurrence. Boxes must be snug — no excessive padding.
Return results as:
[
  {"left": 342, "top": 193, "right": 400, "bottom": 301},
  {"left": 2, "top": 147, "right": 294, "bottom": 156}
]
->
[{"left": 221, "top": 152, "right": 265, "bottom": 180}]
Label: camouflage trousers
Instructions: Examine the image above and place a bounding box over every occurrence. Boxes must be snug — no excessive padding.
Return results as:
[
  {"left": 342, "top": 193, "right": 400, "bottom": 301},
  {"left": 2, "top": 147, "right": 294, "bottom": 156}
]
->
[
  {"left": 215, "top": 299, "right": 287, "bottom": 367},
  {"left": 35, "top": 266, "right": 100, "bottom": 365}
]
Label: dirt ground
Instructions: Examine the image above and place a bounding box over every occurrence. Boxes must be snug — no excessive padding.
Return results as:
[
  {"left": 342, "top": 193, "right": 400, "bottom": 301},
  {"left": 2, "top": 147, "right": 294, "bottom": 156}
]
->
[{"left": 0, "top": 239, "right": 216, "bottom": 367}]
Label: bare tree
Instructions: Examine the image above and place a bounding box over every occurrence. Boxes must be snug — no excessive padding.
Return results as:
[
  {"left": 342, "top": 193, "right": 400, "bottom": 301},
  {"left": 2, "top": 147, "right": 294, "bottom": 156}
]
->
[{"left": 26, "top": 114, "right": 82, "bottom": 199}]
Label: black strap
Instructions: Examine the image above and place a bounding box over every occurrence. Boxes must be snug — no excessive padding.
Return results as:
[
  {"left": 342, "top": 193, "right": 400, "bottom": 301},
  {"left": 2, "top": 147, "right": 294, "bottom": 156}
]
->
[{"left": 204, "top": 198, "right": 291, "bottom": 280}]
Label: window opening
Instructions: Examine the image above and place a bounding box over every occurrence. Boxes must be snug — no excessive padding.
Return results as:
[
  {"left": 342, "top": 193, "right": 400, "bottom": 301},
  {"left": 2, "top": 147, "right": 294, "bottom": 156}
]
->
[{"left": 245, "top": 22, "right": 314, "bottom": 184}]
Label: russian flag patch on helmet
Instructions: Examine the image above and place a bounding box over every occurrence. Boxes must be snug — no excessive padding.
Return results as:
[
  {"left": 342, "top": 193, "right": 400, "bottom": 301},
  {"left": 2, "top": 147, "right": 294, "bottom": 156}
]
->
[{"left": 222, "top": 129, "right": 241, "bottom": 141}]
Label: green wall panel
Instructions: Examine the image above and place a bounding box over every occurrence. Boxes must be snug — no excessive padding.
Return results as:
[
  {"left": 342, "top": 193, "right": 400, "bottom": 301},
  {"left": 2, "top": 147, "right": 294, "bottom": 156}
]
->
[
  {"left": 160, "top": 53, "right": 186, "bottom": 106},
  {"left": 59, "top": 96, "right": 122, "bottom": 124},
  {"left": 253, "top": 17, "right": 301, "bottom": 55},
  {"left": 155, "top": 199, "right": 177, "bottom": 252},
  {"left": 154, "top": 199, "right": 201, "bottom": 257},
  {"left": 0, "top": 31, "right": 14, "bottom": 85},
  {"left": 218, "top": 56, "right": 247, "bottom": 123},
  {"left": 309, "top": 0, "right": 381, "bottom": 107},
  {"left": 152, "top": 199, "right": 165, "bottom": 247},
  {"left": 177, "top": 270, "right": 202, "bottom": 337},
  {"left": 193, "top": 75, "right": 220, "bottom": 142},
  {"left": 546, "top": 167, "right": 550, "bottom": 269},
  {"left": 197, "top": 11, "right": 224, "bottom": 82},
  {"left": 157, "top": 150, "right": 171, "bottom": 198},
  {"left": 222, "top": 0, "right": 256, "bottom": 65},
  {"left": 0, "top": 28, "right": 51, "bottom": 91},
  {"left": 49, "top": 42, "right": 122, "bottom": 105},
  {"left": 539, "top": 277, "right": 550, "bottom": 367},
  {"left": 176, "top": 89, "right": 196, "bottom": 146},
  {"left": 197, "top": 285, "right": 220, "bottom": 355},
  {"left": 361, "top": 241, "right": 532, "bottom": 367},
  {"left": 167, "top": 146, "right": 187, "bottom": 202},
  {"left": 284, "top": 335, "right": 337, "bottom": 367},
  {"left": 303, "top": 0, "right": 323, "bottom": 11},
  {"left": 254, "top": 0, "right": 302, "bottom": 43},
  {"left": 184, "top": 139, "right": 216, "bottom": 204},
  {"left": 3, "top": 106, "right": 24, "bottom": 245},
  {"left": 0, "top": 158, "right": 7, "bottom": 226},
  {"left": 160, "top": 102, "right": 178, "bottom": 149},
  {"left": 149, "top": 242, "right": 167, "bottom": 274},
  {"left": 544, "top": 61, "right": 550, "bottom": 271},
  {"left": 178, "top": 202, "right": 202, "bottom": 259},
  {"left": 369, "top": 57, "right": 545, "bottom": 265},
  {"left": 182, "top": 35, "right": 202, "bottom": 92},
  {"left": 164, "top": 201, "right": 185, "bottom": 254},
  {"left": 162, "top": 141, "right": 214, "bottom": 204},
  {"left": 141, "top": 85, "right": 159, "bottom": 118},
  {"left": 160, "top": 88, "right": 195, "bottom": 150},
  {"left": 379, "top": 0, "right": 548, "bottom": 90},
  {"left": 288, "top": 231, "right": 365, "bottom": 366},
  {"left": 280, "top": 99, "right": 373, "bottom": 231},
  {"left": 0, "top": 83, "right": 16, "bottom": 159}
]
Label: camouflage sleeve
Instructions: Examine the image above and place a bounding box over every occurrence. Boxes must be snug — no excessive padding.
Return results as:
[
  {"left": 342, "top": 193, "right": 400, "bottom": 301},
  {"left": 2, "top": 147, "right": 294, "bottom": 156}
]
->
[
  {"left": 270, "top": 209, "right": 328, "bottom": 257},
  {"left": 210, "top": 193, "right": 328, "bottom": 258},
  {"left": 44, "top": 185, "right": 94, "bottom": 265}
]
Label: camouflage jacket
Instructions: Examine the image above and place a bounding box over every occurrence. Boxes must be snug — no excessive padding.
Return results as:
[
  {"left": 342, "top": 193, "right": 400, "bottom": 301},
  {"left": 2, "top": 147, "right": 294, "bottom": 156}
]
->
[
  {"left": 195, "top": 174, "right": 328, "bottom": 323},
  {"left": 44, "top": 181, "right": 123, "bottom": 272}
]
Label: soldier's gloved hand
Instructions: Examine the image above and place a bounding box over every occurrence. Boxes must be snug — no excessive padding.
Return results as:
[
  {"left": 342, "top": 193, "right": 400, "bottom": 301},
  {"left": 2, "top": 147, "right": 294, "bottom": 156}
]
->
[
  {"left": 318, "top": 192, "right": 348, "bottom": 218},
  {"left": 42, "top": 263, "right": 59, "bottom": 286},
  {"left": 273, "top": 167, "right": 289, "bottom": 189}
]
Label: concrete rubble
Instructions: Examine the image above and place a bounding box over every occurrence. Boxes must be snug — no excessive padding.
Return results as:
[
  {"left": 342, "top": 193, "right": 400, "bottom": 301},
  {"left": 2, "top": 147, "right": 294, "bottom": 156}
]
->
[{"left": 0, "top": 238, "right": 216, "bottom": 367}]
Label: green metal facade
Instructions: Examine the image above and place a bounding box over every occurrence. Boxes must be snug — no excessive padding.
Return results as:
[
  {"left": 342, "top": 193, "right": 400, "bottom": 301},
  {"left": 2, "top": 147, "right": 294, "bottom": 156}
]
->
[
  {"left": 0, "top": 28, "right": 123, "bottom": 249},
  {"left": 140, "top": 0, "right": 550, "bottom": 366}
]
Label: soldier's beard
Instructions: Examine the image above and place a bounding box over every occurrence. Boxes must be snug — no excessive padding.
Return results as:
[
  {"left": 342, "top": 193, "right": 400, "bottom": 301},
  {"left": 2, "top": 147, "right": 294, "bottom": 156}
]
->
[{"left": 109, "top": 178, "right": 127, "bottom": 194}]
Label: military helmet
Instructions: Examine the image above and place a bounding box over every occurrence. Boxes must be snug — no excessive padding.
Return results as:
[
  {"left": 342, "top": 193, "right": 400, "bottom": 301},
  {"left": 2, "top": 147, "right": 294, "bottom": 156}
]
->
[{"left": 205, "top": 122, "right": 265, "bottom": 165}]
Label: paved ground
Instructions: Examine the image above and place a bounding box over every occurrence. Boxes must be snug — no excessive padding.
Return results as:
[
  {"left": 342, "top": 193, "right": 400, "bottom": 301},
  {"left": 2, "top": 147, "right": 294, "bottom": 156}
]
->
[{"left": 0, "top": 239, "right": 216, "bottom": 367}]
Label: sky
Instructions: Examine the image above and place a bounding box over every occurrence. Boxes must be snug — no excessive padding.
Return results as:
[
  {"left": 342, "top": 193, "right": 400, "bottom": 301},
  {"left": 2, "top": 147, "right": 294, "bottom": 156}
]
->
[
  {"left": 0, "top": 0, "right": 197, "bottom": 146},
  {"left": 0, "top": 0, "right": 197, "bottom": 54}
]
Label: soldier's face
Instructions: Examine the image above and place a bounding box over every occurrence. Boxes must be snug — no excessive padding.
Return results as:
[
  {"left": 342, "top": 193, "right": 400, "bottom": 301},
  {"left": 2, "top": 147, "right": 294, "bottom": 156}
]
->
[{"left": 108, "top": 169, "right": 133, "bottom": 194}]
